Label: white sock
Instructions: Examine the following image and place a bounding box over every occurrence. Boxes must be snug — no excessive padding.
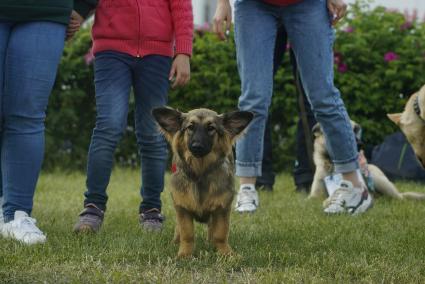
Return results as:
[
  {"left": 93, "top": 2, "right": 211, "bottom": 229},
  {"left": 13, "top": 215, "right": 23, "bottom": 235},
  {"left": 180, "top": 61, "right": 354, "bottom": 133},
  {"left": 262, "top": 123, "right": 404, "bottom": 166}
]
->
[{"left": 240, "top": 184, "right": 255, "bottom": 191}]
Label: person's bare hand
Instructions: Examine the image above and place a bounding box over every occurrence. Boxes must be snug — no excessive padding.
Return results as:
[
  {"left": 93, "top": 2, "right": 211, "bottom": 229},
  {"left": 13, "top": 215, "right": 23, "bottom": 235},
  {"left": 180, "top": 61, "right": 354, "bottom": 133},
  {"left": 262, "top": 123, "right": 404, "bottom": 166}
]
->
[
  {"left": 327, "top": 0, "right": 347, "bottom": 25},
  {"left": 169, "top": 54, "right": 190, "bottom": 88},
  {"left": 213, "top": 0, "right": 232, "bottom": 40},
  {"left": 66, "top": 10, "right": 84, "bottom": 40}
]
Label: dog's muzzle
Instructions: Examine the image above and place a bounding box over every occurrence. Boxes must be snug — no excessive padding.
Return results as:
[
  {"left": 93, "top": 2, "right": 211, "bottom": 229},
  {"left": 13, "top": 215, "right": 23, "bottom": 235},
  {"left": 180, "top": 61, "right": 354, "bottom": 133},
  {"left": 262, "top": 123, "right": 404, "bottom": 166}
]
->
[{"left": 189, "top": 142, "right": 210, "bottom": 158}]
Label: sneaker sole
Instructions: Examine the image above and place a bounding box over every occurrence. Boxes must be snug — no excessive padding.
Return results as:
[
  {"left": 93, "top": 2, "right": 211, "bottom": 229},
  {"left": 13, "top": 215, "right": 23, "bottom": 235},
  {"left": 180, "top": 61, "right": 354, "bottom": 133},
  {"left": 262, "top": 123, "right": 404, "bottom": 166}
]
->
[{"left": 74, "top": 224, "right": 98, "bottom": 234}]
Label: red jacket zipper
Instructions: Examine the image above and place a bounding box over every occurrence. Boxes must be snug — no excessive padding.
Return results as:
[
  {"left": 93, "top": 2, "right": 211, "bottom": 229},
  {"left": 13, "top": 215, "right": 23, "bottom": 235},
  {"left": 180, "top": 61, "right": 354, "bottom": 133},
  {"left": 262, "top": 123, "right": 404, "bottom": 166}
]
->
[{"left": 135, "top": 0, "right": 141, "bottom": 57}]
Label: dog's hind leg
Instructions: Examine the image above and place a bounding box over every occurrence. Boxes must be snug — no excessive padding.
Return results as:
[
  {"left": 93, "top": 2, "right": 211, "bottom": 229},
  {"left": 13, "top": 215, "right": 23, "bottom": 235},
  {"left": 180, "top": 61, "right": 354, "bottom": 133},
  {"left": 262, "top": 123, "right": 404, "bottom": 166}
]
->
[
  {"left": 400, "top": 192, "right": 425, "bottom": 200},
  {"left": 175, "top": 207, "right": 195, "bottom": 258},
  {"left": 370, "top": 165, "right": 425, "bottom": 200},
  {"left": 209, "top": 210, "right": 233, "bottom": 256},
  {"left": 368, "top": 165, "right": 403, "bottom": 200}
]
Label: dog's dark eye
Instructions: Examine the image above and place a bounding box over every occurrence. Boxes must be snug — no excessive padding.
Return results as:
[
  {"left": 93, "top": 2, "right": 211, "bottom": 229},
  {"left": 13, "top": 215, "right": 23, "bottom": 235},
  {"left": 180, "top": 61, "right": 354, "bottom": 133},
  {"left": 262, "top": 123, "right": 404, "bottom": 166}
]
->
[
  {"left": 207, "top": 125, "right": 215, "bottom": 133},
  {"left": 187, "top": 124, "right": 195, "bottom": 131}
]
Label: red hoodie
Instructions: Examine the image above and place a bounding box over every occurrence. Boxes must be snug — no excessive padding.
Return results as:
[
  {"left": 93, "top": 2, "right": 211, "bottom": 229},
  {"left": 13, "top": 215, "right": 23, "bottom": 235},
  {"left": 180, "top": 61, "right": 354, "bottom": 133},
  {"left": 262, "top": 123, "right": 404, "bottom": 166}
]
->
[
  {"left": 263, "top": 0, "right": 301, "bottom": 5},
  {"left": 92, "top": 0, "right": 193, "bottom": 58}
]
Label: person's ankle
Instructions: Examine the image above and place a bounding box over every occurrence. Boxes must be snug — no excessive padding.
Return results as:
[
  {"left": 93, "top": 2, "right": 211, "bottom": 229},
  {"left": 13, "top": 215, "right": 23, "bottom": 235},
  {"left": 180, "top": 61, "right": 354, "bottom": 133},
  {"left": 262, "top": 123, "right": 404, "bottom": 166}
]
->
[{"left": 342, "top": 170, "right": 365, "bottom": 188}]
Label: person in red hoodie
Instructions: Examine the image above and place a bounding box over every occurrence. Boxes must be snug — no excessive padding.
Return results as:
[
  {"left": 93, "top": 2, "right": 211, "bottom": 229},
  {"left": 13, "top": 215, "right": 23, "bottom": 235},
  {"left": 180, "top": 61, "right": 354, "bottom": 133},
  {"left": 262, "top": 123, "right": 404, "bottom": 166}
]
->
[{"left": 74, "top": 0, "right": 193, "bottom": 233}]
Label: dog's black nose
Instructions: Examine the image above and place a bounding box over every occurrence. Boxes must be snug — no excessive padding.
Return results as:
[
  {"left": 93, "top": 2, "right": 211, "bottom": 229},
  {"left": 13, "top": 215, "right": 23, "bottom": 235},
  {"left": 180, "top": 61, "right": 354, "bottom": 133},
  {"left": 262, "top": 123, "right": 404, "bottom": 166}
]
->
[{"left": 189, "top": 142, "right": 208, "bottom": 157}]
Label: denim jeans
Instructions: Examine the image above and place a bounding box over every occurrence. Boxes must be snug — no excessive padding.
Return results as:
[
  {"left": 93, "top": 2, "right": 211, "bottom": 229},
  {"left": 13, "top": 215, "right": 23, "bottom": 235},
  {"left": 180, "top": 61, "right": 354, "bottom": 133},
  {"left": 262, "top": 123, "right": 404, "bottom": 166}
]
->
[
  {"left": 83, "top": 51, "right": 171, "bottom": 212},
  {"left": 234, "top": 0, "right": 358, "bottom": 177},
  {"left": 0, "top": 21, "right": 66, "bottom": 222}
]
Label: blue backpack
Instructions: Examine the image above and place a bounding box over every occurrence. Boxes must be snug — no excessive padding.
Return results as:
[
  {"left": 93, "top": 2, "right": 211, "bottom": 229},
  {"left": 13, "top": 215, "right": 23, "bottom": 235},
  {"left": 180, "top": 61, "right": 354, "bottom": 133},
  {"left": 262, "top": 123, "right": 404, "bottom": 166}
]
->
[{"left": 371, "top": 132, "right": 425, "bottom": 182}]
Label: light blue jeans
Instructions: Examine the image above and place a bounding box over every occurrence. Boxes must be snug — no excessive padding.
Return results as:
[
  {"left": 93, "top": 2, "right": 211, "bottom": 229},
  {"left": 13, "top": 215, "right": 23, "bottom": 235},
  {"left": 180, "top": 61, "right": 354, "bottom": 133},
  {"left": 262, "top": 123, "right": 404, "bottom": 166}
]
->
[
  {"left": 0, "top": 21, "right": 66, "bottom": 222},
  {"left": 234, "top": 0, "right": 358, "bottom": 177}
]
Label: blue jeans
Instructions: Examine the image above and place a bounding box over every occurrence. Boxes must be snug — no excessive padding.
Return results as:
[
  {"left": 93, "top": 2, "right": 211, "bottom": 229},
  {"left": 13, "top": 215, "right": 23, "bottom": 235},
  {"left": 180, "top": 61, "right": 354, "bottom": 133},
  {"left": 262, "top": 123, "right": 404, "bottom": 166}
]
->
[
  {"left": 234, "top": 0, "right": 358, "bottom": 177},
  {"left": 0, "top": 21, "right": 66, "bottom": 222},
  {"left": 83, "top": 51, "right": 171, "bottom": 212}
]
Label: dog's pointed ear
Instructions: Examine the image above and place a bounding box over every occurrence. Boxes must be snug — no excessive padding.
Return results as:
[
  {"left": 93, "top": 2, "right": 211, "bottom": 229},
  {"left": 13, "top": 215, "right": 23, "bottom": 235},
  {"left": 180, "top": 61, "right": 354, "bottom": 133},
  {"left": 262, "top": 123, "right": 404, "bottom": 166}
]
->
[
  {"left": 312, "top": 123, "right": 322, "bottom": 137},
  {"left": 152, "top": 107, "right": 183, "bottom": 135},
  {"left": 387, "top": 113, "right": 402, "bottom": 125},
  {"left": 221, "top": 111, "right": 254, "bottom": 137}
]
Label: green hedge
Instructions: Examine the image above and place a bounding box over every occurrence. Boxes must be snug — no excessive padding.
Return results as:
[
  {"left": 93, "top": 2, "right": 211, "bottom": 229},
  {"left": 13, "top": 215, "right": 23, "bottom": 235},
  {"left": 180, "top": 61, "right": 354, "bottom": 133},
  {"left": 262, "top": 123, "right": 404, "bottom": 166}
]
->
[{"left": 45, "top": 1, "right": 425, "bottom": 171}]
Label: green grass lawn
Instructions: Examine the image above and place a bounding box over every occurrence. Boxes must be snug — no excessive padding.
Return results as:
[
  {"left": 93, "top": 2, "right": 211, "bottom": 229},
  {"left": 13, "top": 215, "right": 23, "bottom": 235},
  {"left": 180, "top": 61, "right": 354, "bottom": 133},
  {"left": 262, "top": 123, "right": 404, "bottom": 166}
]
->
[{"left": 1, "top": 169, "right": 425, "bottom": 283}]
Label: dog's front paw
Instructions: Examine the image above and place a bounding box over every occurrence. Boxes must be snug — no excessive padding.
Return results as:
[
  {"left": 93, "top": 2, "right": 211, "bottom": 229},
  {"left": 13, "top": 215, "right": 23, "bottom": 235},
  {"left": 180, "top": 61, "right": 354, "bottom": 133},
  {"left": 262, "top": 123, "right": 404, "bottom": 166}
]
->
[
  {"left": 216, "top": 244, "right": 233, "bottom": 256},
  {"left": 177, "top": 250, "right": 193, "bottom": 259}
]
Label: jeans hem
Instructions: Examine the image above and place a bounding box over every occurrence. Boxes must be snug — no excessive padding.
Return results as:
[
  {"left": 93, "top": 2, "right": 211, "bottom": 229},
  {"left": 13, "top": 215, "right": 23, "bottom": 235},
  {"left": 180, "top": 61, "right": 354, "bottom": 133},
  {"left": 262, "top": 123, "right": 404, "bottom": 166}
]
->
[
  {"left": 235, "top": 161, "right": 262, "bottom": 177},
  {"left": 333, "top": 157, "right": 359, "bottom": 174},
  {"left": 84, "top": 200, "right": 107, "bottom": 212}
]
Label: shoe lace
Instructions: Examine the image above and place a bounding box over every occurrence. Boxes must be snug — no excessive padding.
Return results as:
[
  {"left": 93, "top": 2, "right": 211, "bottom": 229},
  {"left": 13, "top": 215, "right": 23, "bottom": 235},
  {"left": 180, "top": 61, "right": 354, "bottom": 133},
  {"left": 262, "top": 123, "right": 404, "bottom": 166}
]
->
[
  {"left": 238, "top": 189, "right": 256, "bottom": 206},
  {"left": 328, "top": 187, "right": 350, "bottom": 208},
  {"left": 18, "top": 217, "right": 43, "bottom": 235}
]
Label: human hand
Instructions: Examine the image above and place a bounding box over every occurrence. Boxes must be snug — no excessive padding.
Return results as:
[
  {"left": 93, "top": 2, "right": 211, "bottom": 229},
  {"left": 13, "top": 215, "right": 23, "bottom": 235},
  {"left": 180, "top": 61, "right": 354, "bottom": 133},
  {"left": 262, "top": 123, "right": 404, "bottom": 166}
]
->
[
  {"left": 213, "top": 0, "right": 232, "bottom": 41},
  {"left": 66, "top": 10, "right": 84, "bottom": 40},
  {"left": 327, "top": 0, "right": 347, "bottom": 25},
  {"left": 169, "top": 54, "right": 191, "bottom": 88}
]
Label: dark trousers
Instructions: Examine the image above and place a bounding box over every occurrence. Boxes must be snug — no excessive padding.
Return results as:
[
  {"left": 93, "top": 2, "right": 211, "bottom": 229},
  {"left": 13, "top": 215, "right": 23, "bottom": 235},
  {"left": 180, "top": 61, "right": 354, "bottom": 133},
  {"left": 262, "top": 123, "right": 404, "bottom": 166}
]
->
[{"left": 256, "top": 25, "right": 316, "bottom": 191}]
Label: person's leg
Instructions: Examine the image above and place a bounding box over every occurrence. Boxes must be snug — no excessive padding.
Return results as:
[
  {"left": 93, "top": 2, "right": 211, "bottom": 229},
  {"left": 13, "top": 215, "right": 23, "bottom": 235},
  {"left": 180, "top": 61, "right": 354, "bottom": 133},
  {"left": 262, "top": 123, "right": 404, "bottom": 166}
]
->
[
  {"left": 233, "top": 0, "right": 279, "bottom": 212},
  {"left": 74, "top": 51, "right": 133, "bottom": 233},
  {"left": 1, "top": 21, "right": 65, "bottom": 244},
  {"left": 0, "top": 22, "right": 13, "bottom": 224},
  {"left": 132, "top": 55, "right": 170, "bottom": 231},
  {"left": 256, "top": 24, "right": 288, "bottom": 191},
  {"left": 289, "top": 49, "right": 317, "bottom": 193},
  {"left": 83, "top": 52, "right": 133, "bottom": 211},
  {"left": 2, "top": 21, "right": 65, "bottom": 220},
  {"left": 282, "top": 0, "right": 371, "bottom": 214},
  {"left": 256, "top": 116, "right": 275, "bottom": 190}
]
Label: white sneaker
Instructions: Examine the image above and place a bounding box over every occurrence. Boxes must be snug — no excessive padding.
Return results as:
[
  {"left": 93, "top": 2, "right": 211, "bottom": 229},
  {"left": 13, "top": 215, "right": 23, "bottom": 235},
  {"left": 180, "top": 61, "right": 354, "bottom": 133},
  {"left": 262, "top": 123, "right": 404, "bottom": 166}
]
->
[
  {"left": 235, "top": 184, "right": 259, "bottom": 213},
  {"left": 324, "top": 180, "right": 373, "bottom": 215},
  {"left": 1, "top": 211, "right": 46, "bottom": 244}
]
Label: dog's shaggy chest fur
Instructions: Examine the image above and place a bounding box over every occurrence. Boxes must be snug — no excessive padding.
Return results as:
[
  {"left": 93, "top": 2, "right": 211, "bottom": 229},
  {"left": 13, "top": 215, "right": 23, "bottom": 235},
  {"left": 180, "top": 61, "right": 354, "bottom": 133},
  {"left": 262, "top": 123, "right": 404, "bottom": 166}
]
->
[{"left": 171, "top": 156, "right": 235, "bottom": 223}]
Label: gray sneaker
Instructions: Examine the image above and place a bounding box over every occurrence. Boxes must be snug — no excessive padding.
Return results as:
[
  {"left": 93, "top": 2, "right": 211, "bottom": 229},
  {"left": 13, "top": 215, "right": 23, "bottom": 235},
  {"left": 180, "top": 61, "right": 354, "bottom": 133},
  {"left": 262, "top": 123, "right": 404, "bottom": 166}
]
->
[
  {"left": 139, "top": 208, "right": 164, "bottom": 231},
  {"left": 73, "top": 204, "right": 104, "bottom": 233}
]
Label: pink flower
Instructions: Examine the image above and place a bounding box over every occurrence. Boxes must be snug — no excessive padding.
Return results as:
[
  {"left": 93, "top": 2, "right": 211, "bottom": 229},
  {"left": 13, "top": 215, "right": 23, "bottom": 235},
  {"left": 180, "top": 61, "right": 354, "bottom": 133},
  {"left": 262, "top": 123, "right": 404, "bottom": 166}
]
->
[
  {"left": 84, "top": 48, "right": 94, "bottom": 65},
  {"left": 384, "top": 51, "right": 399, "bottom": 62},
  {"left": 400, "top": 21, "right": 413, "bottom": 30},
  {"left": 334, "top": 52, "right": 343, "bottom": 65},
  {"left": 285, "top": 43, "right": 291, "bottom": 51},
  {"left": 343, "top": 26, "right": 354, "bottom": 33},
  {"left": 337, "top": 63, "right": 348, "bottom": 73},
  {"left": 195, "top": 22, "right": 210, "bottom": 32}
]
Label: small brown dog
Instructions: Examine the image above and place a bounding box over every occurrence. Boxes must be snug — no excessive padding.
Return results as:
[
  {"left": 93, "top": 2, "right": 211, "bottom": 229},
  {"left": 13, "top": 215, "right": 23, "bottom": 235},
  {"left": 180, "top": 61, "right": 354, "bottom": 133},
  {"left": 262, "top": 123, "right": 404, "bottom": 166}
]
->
[
  {"left": 309, "top": 121, "right": 425, "bottom": 202},
  {"left": 388, "top": 84, "right": 425, "bottom": 168},
  {"left": 152, "top": 107, "right": 253, "bottom": 258}
]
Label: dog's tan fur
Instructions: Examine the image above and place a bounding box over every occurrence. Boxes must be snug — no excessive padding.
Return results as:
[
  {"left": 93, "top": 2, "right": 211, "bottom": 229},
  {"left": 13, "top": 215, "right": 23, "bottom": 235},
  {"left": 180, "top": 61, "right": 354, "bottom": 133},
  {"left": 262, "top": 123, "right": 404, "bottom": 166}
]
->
[
  {"left": 388, "top": 85, "right": 425, "bottom": 168},
  {"left": 153, "top": 107, "right": 252, "bottom": 258},
  {"left": 309, "top": 121, "right": 425, "bottom": 202}
]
